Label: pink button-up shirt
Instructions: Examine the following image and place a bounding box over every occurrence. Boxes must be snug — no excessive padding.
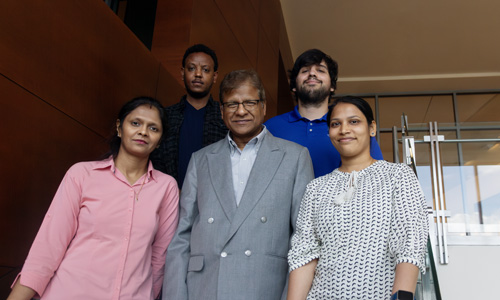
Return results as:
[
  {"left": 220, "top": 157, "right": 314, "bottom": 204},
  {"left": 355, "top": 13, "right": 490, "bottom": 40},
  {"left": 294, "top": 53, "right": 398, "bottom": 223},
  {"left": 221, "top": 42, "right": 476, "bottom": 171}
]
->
[{"left": 15, "top": 158, "right": 179, "bottom": 299}]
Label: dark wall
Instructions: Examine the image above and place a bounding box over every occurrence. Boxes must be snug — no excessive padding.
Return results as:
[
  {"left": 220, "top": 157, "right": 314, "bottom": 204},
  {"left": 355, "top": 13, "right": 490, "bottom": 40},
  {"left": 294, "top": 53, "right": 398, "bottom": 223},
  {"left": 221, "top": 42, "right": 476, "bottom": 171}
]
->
[
  {"left": 0, "top": 0, "right": 293, "bottom": 297},
  {"left": 152, "top": 0, "right": 294, "bottom": 117},
  {"left": 0, "top": 0, "right": 182, "bottom": 296}
]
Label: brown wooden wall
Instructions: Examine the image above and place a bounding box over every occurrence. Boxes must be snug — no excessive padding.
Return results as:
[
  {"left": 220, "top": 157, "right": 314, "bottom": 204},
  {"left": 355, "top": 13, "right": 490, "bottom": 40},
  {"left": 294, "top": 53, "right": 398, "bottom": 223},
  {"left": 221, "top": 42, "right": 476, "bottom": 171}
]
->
[
  {"left": 152, "top": 0, "right": 295, "bottom": 117},
  {"left": 0, "top": 0, "right": 183, "bottom": 296},
  {"left": 0, "top": 0, "right": 292, "bottom": 297}
]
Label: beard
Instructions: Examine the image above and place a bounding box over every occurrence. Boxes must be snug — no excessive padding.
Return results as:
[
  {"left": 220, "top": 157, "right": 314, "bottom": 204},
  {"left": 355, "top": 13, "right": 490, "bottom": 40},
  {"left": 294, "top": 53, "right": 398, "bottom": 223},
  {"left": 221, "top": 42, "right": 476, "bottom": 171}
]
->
[
  {"left": 185, "top": 81, "right": 212, "bottom": 99},
  {"left": 295, "top": 84, "right": 330, "bottom": 107}
]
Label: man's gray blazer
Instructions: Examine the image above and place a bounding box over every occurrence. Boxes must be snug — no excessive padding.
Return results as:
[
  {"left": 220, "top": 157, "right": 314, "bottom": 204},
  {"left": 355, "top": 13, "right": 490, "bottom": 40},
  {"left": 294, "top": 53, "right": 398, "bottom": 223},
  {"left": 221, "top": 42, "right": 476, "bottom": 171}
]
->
[{"left": 162, "top": 132, "right": 314, "bottom": 300}]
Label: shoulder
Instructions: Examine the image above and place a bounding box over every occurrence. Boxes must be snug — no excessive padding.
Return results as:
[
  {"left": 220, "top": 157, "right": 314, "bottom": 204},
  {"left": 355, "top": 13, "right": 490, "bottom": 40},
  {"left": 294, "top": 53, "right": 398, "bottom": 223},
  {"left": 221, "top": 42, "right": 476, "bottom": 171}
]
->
[
  {"left": 164, "top": 99, "right": 185, "bottom": 113},
  {"left": 194, "top": 138, "right": 227, "bottom": 155},
  {"left": 369, "top": 161, "right": 418, "bottom": 185},
  {"left": 266, "top": 133, "right": 307, "bottom": 153},
  {"left": 265, "top": 111, "right": 292, "bottom": 127},
  {"left": 64, "top": 160, "right": 106, "bottom": 180},
  {"left": 152, "top": 169, "right": 178, "bottom": 186}
]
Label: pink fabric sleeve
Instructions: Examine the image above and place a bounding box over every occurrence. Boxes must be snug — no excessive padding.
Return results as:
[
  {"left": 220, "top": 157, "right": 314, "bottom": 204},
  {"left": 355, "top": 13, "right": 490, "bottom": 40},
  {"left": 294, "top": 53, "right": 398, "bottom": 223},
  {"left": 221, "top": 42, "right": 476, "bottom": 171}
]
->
[
  {"left": 17, "top": 165, "right": 82, "bottom": 297},
  {"left": 151, "top": 178, "right": 179, "bottom": 298}
]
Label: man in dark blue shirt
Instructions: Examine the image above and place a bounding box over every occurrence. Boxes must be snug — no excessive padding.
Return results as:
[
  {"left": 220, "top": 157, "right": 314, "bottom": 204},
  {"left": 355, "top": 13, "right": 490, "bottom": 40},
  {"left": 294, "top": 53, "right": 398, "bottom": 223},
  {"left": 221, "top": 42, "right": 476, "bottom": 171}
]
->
[
  {"left": 265, "top": 49, "right": 383, "bottom": 177},
  {"left": 151, "top": 44, "right": 227, "bottom": 187}
]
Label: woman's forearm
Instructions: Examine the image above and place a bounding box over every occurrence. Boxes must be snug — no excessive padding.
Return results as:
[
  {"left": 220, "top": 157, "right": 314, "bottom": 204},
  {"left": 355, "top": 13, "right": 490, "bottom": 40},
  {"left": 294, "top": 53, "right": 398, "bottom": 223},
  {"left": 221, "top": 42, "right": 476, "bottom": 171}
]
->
[
  {"left": 392, "top": 262, "right": 419, "bottom": 294},
  {"left": 287, "top": 259, "right": 317, "bottom": 300},
  {"left": 7, "top": 279, "right": 36, "bottom": 300}
]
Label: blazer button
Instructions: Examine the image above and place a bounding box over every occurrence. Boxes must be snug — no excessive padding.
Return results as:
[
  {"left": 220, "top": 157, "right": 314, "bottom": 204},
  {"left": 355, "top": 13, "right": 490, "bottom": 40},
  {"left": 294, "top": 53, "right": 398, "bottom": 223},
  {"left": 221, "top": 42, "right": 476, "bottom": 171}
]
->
[
  {"left": 244, "top": 250, "right": 252, "bottom": 256},
  {"left": 260, "top": 216, "right": 267, "bottom": 223},
  {"left": 208, "top": 217, "right": 214, "bottom": 224},
  {"left": 221, "top": 252, "right": 227, "bottom": 258}
]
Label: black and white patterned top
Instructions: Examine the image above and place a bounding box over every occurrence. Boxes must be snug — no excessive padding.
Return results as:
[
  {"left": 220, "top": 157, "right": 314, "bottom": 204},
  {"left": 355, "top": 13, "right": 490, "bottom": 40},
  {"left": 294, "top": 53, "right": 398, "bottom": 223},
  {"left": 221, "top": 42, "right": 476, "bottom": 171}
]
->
[{"left": 288, "top": 160, "right": 428, "bottom": 299}]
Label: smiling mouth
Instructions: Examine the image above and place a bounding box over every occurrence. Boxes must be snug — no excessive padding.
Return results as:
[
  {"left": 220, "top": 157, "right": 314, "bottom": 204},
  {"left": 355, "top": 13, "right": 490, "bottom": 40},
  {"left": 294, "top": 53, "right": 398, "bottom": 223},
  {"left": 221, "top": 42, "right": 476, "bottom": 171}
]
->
[{"left": 338, "top": 138, "right": 355, "bottom": 142}]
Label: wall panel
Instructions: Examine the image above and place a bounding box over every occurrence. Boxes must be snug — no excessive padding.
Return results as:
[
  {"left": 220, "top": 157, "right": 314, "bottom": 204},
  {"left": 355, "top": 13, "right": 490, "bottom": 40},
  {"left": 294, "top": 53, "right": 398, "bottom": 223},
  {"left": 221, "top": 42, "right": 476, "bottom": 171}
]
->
[{"left": 0, "top": 0, "right": 181, "bottom": 297}]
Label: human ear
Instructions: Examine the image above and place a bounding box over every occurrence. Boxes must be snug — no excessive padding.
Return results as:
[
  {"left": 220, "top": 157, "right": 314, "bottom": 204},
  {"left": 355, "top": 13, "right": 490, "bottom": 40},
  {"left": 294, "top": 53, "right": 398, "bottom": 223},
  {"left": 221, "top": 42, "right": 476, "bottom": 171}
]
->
[
  {"left": 116, "top": 119, "right": 122, "bottom": 137},
  {"left": 369, "top": 121, "right": 377, "bottom": 137}
]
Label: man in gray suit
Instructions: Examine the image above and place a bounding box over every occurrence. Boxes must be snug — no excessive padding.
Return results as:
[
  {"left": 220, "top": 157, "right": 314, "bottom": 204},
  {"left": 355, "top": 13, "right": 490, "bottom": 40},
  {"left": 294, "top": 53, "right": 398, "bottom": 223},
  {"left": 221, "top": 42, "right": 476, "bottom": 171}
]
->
[{"left": 163, "top": 69, "right": 314, "bottom": 300}]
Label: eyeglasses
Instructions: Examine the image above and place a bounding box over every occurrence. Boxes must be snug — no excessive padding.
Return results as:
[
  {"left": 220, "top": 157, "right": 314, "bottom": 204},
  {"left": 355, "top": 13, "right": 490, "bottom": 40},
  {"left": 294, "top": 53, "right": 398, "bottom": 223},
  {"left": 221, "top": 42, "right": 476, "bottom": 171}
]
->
[{"left": 221, "top": 99, "right": 263, "bottom": 112}]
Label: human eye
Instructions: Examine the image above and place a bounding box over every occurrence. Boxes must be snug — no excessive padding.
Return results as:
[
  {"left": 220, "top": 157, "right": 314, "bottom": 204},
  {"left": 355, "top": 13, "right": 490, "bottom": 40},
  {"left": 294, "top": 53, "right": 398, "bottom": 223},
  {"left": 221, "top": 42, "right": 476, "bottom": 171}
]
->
[
  {"left": 149, "top": 126, "right": 159, "bottom": 132},
  {"left": 131, "top": 121, "right": 140, "bottom": 126},
  {"left": 330, "top": 121, "right": 340, "bottom": 128},
  {"left": 350, "top": 119, "right": 360, "bottom": 125},
  {"left": 244, "top": 100, "right": 258, "bottom": 107},
  {"left": 225, "top": 102, "right": 238, "bottom": 109},
  {"left": 187, "top": 66, "right": 195, "bottom": 71},
  {"left": 300, "top": 68, "right": 309, "bottom": 73},
  {"left": 203, "top": 67, "right": 210, "bottom": 73}
]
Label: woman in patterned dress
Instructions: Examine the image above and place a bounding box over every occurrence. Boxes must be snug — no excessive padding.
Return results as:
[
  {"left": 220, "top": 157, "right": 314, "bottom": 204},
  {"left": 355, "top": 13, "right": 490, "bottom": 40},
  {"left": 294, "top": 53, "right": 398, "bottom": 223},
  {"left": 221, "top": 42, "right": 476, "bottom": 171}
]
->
[{"left": 287, "top": 96, "right": 428, "bottom": 300}]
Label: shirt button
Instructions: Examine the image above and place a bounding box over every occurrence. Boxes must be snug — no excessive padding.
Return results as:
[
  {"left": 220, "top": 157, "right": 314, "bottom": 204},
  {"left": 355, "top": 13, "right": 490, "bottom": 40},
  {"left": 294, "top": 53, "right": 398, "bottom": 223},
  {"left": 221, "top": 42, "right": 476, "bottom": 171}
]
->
[
  {"left": 221, "top": 252, "right": 227, "bottom": 258},
  {"left": 244, "top": 250, "right": 252, "bottom": 256},
  {"left": 309, "top": 129, "right": 313, "bottom": 132},
  {"left": 310, "top": 123, "right": 313, "bottom": 125},
  {"left": 260, "top": 217, "right": 267, "bottom": 223},
  {"left": 208, "top": 217, "right": 214, "bottom": 224}
]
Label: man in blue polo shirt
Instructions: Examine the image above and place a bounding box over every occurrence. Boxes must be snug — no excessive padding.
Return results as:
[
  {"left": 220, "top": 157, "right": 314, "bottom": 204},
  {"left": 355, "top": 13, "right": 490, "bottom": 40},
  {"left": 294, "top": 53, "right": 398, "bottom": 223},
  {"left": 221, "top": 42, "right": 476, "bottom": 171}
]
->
[{"left": 265, "top": 49, "right": 383, "bottom": 177}]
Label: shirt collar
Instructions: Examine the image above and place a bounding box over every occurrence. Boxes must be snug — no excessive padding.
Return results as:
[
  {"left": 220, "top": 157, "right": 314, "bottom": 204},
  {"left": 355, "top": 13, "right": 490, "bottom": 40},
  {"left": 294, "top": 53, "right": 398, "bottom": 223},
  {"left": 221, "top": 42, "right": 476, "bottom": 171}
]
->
[
  {"left": 94, "top": 156, "right": 157, "bottom": 182},
  {"left": 287, "top": 105, "right": 328, "bottom": 122},
  {"left": 227, "top": 126, "right": 268, "bottom": 155}
]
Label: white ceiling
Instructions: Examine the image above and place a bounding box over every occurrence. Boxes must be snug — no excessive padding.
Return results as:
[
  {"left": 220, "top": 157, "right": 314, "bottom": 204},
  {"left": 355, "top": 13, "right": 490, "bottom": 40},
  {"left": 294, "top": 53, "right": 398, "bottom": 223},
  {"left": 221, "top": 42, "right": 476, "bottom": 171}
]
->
[{"left": 280, "top": 0, "right": 500, "bottom": 94}]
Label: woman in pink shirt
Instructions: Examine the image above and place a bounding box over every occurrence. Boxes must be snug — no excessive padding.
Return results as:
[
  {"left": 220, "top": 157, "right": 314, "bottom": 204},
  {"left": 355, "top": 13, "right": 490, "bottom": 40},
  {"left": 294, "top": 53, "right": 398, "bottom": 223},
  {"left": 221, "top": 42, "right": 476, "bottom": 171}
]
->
[{"left": 8, "top": 97, "right": 179, "bottom": 300}]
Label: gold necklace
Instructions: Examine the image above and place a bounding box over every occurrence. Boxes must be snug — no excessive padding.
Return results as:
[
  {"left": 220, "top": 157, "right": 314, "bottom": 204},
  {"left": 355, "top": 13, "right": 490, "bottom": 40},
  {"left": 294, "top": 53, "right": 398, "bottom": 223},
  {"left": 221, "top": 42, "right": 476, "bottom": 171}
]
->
[{"left": 134, "top": 174, "right": 147, "bottom": 202}]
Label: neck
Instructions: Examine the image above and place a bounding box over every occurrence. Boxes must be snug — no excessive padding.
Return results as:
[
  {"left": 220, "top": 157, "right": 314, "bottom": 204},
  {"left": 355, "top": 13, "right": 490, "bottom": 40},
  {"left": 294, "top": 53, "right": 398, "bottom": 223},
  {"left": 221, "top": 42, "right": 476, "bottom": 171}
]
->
[
  {"left": 186, "top": 94, "right": 210, "bottom": 110},
  {"left": 297, "top": 99, "right": 329, "bottom": 120},
  {"left": 114, "top": 152, "right": 149, "bottom": 185},
  {"left": 231, "top": 127, "right": 263, "bottom": 150},
  {"left": 338, "top": 154, "right": 376, "bottom": 173}
]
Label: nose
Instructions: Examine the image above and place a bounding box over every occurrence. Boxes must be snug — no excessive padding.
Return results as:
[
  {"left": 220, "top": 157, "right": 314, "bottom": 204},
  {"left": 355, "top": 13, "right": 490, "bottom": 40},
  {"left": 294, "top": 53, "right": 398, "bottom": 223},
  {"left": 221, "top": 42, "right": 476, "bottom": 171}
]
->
[
  {"left": 235, "top": 102, "right": 248, "bottom": 115},
  {"left": 340, "top": 122, "right": 350, "bottom": 134},
  {"left": 194, "top": 66, "right": 202, "bottom": 77},
  {"left": 138, "top": 125, "right": 148, "bottom": 136},
  {"left": 308, "top": 67, "right": 317, "bottom": 77}
]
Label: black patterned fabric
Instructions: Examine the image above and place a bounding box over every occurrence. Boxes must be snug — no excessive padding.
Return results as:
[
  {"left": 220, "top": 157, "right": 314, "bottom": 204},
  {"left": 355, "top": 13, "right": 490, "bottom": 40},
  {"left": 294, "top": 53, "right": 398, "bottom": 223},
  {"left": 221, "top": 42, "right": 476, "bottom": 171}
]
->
[
  {"left": 288, "top": 160, "right": 429, "bottom": 299},
  {"left": 150, "top": 95, "right": 228, "bottom": 185}
]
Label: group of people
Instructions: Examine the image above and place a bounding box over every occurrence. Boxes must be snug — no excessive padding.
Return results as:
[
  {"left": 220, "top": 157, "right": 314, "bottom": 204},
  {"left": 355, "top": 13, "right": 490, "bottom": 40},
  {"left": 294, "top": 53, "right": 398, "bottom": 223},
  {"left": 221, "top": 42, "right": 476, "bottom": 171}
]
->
[{"left": 8, "top": 45, "right": 428, "bottom": 300}]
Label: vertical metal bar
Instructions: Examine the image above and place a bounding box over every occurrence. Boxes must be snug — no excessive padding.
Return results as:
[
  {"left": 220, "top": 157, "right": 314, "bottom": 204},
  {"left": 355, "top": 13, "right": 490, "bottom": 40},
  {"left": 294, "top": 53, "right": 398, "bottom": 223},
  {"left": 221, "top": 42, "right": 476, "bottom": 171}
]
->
[
  {"left": 392, "top": 126, "right": 399, "bottom": 163},
  {"left": 429, "top": 122, "right": 444, "bottom": 264},
  {"left": 375, "top": 95, "right": 380, "bottom": 145},
  {"left": 433, "top": 122, "right": 449, "bottom": 264}
]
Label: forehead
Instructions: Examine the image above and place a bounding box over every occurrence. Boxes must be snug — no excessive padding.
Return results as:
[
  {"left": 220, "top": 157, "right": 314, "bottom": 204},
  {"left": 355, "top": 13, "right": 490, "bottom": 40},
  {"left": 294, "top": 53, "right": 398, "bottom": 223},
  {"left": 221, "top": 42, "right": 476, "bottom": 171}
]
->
[
  {"left": 185, "top": 52, "right": 214, "bottom": 66},
  {"left": 223, "top": 82, "right": 259, "bottom": 101},
  {"left": 126, "top": 105, "right": 161, "bottom": 122},
  {"left": 331, "top": 102, "right": 364, "bottom": 118}
]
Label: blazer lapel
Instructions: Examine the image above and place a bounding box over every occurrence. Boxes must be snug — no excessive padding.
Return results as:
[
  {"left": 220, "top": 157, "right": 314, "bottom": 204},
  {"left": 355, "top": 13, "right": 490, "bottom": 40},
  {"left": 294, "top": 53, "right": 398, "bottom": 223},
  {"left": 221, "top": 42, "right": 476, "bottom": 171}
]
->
[
  {"left": 207, "top": 142, "right": 237, "bottom": 221},
  {"left": 223, "top": 134, "right": 284, "bottom": 245}
]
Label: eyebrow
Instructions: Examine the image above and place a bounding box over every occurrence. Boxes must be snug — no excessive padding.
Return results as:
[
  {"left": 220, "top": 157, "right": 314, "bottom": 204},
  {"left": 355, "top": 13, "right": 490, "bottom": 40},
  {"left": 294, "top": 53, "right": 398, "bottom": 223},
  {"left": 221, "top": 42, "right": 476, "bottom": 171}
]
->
[{"left": 330, "top": 115, "right": 362, "bottom": 120}]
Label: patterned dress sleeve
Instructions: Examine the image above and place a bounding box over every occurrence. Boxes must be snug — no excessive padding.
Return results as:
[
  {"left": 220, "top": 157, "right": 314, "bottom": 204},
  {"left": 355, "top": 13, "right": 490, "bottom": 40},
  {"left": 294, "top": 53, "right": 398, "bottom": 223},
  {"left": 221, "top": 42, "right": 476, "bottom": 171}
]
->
[
  {"left": 288, "top": 180, "right": 322, "bottom": 271},
  {"left": 389, "top": 164, "right": 429, "bottom": 273}
]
